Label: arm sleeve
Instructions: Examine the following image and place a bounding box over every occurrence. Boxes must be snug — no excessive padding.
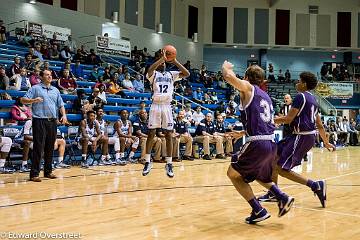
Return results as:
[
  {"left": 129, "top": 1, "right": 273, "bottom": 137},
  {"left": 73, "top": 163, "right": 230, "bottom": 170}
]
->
[
  {"left": 24, "top": 87, "right": 35, "bottom": 99},
  {"left": 292, "top": 94, "right": 304, "bottom": 109},
  {"left": 56, "top": 90, "right": 65, "bottom": 108}
]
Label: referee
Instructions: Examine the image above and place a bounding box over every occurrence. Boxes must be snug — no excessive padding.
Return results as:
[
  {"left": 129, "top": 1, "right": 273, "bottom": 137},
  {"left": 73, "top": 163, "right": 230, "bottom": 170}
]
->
[{"left": 21, "top": 69, "right": 68, "bottom": 182}]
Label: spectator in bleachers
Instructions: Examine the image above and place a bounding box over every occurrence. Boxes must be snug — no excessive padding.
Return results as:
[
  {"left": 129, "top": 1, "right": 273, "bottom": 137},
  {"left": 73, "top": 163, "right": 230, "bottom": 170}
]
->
[
  {"left": 204, "top": 92, "right": 213, "bottom": 104},
  {"left": 79, "top": 110, "right": 109, "bottom": 168},
  {"left": 133, "top": 74, "right": 144, "bottom": 93},
  {"left": 64, "top": 35, "right": 77, "bottom": 54},
  {"left": 107, "top": 74, "right": 122, "bottom": 95},
  {"left": 200, "top": 64, "right": 207, "bottom": 76},
  {"left": 285, "top": 69, "right": 291, "bottom": 82},
  {"left": 194, "top": 113, "right": 225, "bottom": 160},
  {"left": 98, "top": 83, "right": 107, "bottom": 103},
  {"left": 122, "top": 73, "right": 135, "bottom": 91},
  {"left": 280, "top": 94, "right": 293, "bottom": 137},
  {"left": 34, "top": 44, "right": 44, "bottom": 61},
  {"left": 193, "top": 106, "right": 205, "bottom": 126},
  {"left": 8, "top": 67, "right": 30, "bottom": 91},
  {"left": 337, "top": 117, "right": 349, "bottom": 145},
  {"left": 268, "top": 63, "right": 275, "bottom": 82},
  {"left": 0, "top": 66, "right": 9, "bottom": 90},
  {"left": 86, "top": 49, "right": 101, "bottom": 65},
  {"left": 48, "top": 44, "right": 60, "bottom": 60},
  {"left": 173, "top": 110, "right": 194, "bottom": 161},
  {"left": 174, "top": 81, "right": 184, "bottom": 94},
  {"left": 183, "top": 60, "right": 191, "bottom": 70},
  {"left": 58, "top": 69, "right": 77, "bottom": 94},
  {"left": 320, "top": 63, "right": 329, "bottom": 80},
  {"left": 60, "top": 46, "right": 72, "bottom": 62},
  {"left": 0, "top": 135, "right": 13, "bottom": 173},
  {"left": 10, "top": 98, "right": 32, "bottom": 122},
  {"left": 61, "top": 60, "right": 75, "bottom": 78},
  {"left": 23, "top": 53, "right": 39, "bottom": 70},
  {"left": 102, "top": 67, "right": 111, "bottom": 81},
  {"left": 184, "top": 104, "right": 193, "bottom": 123},
  {"left": 89, "top": 65, "right": 100, "bottom": 81},
  {"left": 73, "top": 49, "right": 85, "bottom": 63},
  {"left": 71, "top": 60, "right": 84, "bottom": 79},
  {"left": 142, "top": 47, "right": 151, "bottom": 61},
  {"left": 0, "top": 20, "right": 7, "bottom": 43},
  {"left": 215, "top": 101, "right": 226, "bottom": 117},
  {"left": 73, "top": 89, "right": 89, "bottom": 117},
  {"left": 348, "top": 120, "right": 359, "bottom": 146},
  {"left": 50, "top": 33, "right": 61, "bottom": 49},
  {"left": 11, "top": 56, "right": 22, "bottom": 76},
  {"left": 88, "top": 88, "right": 105, "bottom": 109},
  {"left": 133, "top": 109, "right": 161, "bottom": 162},
  {"left": 193, "top": 88, "right": 204, "bottom": 104},
  {"left": 29, "top": 68, "right": 41, "bottom": 86},
  {"left": 20, "top": 32, "right": 34, "bottom": 47},
  {"left": 40, "top": 43, "right": 50, "bottom": 60},
  {"left": 184, "top": 86, "right": 193, "bottom": 97},
  {"left": 328, "top": 120, "right": 338, "bottom": 145},
  {"left": 42, "top": 61, "right": 59, "bottom": 80},
  {"left": 225, "top": 103, "right": 236, "bottom": 118},
  {"left": 210, "top": 91, "right": 218, "bottom": 104},
  {"left": 79, "top": 44, "right": 88, "bottom": 57},
  {"left": 278, "top": 69, "right": 285, "bottom": 83},
  {"left": 214, "top": 114, "right": 233, "bottom": 156},
  {"left": 39, "top": 34, "right": 49, "bottom": 47},
  {"left": 115, "top": 66, "right": 125, "bottom": 82}
]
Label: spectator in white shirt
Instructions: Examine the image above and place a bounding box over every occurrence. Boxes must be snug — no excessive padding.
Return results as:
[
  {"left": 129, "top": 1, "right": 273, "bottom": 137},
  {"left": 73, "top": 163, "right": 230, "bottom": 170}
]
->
[
  {"left": 192, "top": 106, "right": 205, "bottom": 126},
  {"left": 122, "top": 74, "right": 134, "bottom": 91},
  {"left": 64, "top": 35, "right": 77, "bottom": 53},
  {"left": 8, "top": 67, "right": 30, "bottom": 91},
  {"left": 60, "top": 46, "right": 72, "bottom": 62}
]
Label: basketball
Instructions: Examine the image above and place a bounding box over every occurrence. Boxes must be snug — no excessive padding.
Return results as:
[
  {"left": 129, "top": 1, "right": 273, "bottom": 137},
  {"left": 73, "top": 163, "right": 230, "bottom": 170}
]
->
[{"left": 163, "top": 44, "right": 177, "bottom": 61}]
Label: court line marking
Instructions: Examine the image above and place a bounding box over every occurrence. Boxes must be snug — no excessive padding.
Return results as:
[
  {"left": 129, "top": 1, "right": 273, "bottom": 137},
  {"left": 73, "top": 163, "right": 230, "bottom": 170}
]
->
[
  {"left": 293, "top": 205, "right": 360, "bottom": 218},
  {"left": 0, "top": 164, "right": 359, "bottom": 209}
]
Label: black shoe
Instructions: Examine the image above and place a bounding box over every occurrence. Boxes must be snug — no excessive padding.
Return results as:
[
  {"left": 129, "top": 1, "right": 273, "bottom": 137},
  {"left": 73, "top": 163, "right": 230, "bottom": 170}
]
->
[
  {"left": 182, "top": 155, "right": 194, "bottom": 161},
  {"left": 215, "top": 154, "right": 226, "bottom": 159},
  {"left": 142, "top": 162, "right": 152, "bottom": 176},
  {"left": 203, "top": 154, "right": 212, "bottom": 160}
]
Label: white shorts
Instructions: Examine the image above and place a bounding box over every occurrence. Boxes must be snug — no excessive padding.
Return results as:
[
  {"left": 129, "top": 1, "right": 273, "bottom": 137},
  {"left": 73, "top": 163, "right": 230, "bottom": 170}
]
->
[
  {"left": 0, "top": 137, "right": 12, "bottom": 153},
  {"left": 148, "top": 103, "right": 174, "bottom": 130}
]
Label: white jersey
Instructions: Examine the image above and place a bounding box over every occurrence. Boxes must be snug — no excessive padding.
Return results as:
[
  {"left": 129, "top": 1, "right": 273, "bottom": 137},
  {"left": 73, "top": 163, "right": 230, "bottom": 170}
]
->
[
  {"left": 147, "top": 70, "right": 181, "bottom": 104},
  {"left": 97, "top": 119, "right": 107, "bottom": 135},
  {"left": 114, "top": 120, "right": 131, "bottom": 137},
  {"left": 84, "top": 119, "right": 97, "bottom": 138}
]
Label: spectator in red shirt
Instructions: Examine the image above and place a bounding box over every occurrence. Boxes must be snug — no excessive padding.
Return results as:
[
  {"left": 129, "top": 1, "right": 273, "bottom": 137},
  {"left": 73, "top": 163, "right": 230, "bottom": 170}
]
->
[
  {"left": 11, "top": 56, "right": 22, "bottom": 76},
  {"left": 29, "top": 68, "right": 41, "bottom": 86},
  {"left": 58, "top": 69, "right": 77, "bottom": 94},
  {"left": 11, "top": 98, "right": 32, "bottom": 123}
]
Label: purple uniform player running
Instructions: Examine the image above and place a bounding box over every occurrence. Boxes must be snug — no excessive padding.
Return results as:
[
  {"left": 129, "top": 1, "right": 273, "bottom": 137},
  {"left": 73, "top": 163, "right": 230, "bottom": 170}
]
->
[
  {"left": 258, "top": 72, "right": 335, "bottom": 207},
  {"left": 222, "top": 61, "right": 294, "bottom": 224}
]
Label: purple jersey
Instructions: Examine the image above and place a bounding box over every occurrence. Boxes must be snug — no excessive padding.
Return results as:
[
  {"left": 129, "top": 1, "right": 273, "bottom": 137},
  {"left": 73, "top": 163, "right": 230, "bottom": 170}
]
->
[
  {"left": 239, "top": 85, "right": 275, "bottom": 136},
  {"left": 291, "top": 91, "right": 318, "bottom": 133}
]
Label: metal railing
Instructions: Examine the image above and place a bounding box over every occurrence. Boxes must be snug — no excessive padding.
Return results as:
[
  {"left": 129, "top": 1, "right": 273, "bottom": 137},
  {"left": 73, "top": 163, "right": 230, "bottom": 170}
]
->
[
  {"left": 174, "top": 92, "right": 213, "bottom": 113},
  {"left": 313, "top": 91, "right": 337, "bottom": 116}
]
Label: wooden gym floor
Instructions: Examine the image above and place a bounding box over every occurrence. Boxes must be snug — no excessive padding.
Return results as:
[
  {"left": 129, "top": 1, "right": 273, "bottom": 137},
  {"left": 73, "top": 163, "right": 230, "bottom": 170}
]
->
[{"left": 0, "top": 147, "right": 359, "bottom": 240}]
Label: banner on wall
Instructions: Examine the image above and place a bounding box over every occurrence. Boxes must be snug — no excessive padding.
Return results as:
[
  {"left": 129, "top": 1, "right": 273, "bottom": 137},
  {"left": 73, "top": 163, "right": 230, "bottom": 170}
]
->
[
  {"left": 96, "top": 36, "right": 131, "bottom": 58},
  {"left": 315, "top": 82, "right": 353, "bottom": 99},
  {"left": 27, "top": 22, "right": 71, "bottom": 41}
]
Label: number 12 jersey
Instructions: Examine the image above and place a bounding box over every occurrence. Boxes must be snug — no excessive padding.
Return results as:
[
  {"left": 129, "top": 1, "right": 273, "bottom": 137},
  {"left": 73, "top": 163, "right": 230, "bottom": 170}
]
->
[{"left": 147, "top": 71, "right": 181, "bottom": 104}]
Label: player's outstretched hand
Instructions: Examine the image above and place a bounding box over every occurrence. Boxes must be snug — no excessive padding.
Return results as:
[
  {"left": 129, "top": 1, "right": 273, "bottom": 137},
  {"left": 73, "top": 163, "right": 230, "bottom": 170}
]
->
[
  {"left": 161, "top": 49, "right": 168, "bottom": 62},
  {"left": 222, "top": 61, "right": 236, "bottom": 80},
  {"left": 324, "top": 142, "right": 336, "bottom": 152}
]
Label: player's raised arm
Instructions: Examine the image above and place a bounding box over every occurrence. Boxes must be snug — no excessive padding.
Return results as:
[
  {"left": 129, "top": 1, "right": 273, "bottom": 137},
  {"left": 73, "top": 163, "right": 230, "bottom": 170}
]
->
[
  {"left": 222, "top": 61, "right": 252, "bottom": 93},
  {"left": 171, "top": 59, "right": 190, "bottom": 79},
  {"left": 147, "top": 50, "right": 166, "bottom": 79}
]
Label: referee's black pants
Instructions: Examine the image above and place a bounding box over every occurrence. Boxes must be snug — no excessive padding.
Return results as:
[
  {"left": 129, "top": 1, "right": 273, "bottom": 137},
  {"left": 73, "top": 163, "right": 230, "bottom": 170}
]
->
[{"left": 30, "top": 118, "right": 57, "bottom": 178}]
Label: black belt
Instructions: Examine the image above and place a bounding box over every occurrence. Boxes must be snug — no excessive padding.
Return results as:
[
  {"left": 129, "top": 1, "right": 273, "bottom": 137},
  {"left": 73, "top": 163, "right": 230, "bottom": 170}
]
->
[{"left": 34, "top": 118, "right": 57, "bottom": 122}]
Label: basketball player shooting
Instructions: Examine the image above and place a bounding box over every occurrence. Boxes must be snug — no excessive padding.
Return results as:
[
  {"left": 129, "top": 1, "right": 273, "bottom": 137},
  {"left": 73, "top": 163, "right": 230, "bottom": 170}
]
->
[{"left": 142, "top": 46, "right": 190, "bottom": 177}]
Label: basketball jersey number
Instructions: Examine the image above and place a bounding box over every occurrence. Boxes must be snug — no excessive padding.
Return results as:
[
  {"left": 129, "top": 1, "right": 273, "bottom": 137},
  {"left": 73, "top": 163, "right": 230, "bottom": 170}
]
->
[
  {"left": 260, "top": 99, "right": 272, "bottom": 123},
  {"left": 310, "top": 105, "right": 318, "bottom": 123},
  {"left": 159, "top": 84, "right": 169, "bottom": 93}
]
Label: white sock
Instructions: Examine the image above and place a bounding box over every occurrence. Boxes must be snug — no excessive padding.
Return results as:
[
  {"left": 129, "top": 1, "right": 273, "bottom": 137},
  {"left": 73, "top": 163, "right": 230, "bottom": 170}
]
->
[
  {"left": 22, "top": 161, "right": 27, "bottom": 166},
  {"left": 129, "top": 151, "right": 135, "bottom": 158},
  {"left": 116, "top": 153, "right": 121, "bottom": 159},
  {"left": 101, "top": 155, "right": 106, "bottom": 161},
  {"left": 145, "top": 154, "right": 151, "bottom": 163},
  {"left": 120, "top": 152, "right": 125, "bottom": 158},
  {"left": 82, "top": 154, "right": 86, "bottom": 161},
  {"left": 58, "top": 156, "right": 64, "bottom": 163},
  {"left": 165, "top": 157, "right": 172, "bottom": 164},
  {"left": 107, "top": 154, "right": 111, "bottom": 160},
  {"left": 0, "top": 159, "right": 5, "bottom": 168}
]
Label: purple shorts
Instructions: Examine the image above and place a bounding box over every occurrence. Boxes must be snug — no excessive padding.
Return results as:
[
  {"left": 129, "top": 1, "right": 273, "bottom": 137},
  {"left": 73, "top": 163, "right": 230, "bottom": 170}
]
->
[
  {"left": 231, "top": 140, "right": 277, "bottom": 183},
  {"left": 277, "top": 134, "right": 315, "bottom": 171}
]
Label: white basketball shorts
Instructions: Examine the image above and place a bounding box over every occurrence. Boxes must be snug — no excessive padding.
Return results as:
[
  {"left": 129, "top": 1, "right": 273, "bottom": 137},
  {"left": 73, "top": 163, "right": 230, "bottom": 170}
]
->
[{"left": 148, "top": 103, "right": 174, "bottom": 130}]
